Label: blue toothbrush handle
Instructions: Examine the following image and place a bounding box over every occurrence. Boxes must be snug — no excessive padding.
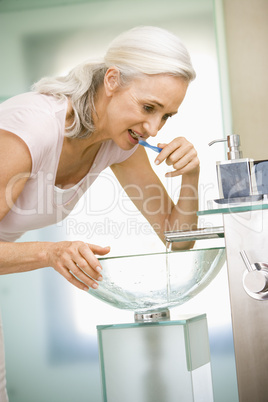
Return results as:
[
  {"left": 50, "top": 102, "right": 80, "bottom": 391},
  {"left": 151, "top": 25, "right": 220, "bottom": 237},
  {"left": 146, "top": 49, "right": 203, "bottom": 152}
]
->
[{"left": 138, "top": 140, "right": 162, "bottom": 153}]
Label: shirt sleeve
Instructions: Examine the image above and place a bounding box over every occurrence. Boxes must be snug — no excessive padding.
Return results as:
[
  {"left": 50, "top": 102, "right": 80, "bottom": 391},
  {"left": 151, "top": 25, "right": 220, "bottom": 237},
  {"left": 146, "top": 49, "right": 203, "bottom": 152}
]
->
[{"left": 0, "top": 105, "right": 60, "bottom": 177}]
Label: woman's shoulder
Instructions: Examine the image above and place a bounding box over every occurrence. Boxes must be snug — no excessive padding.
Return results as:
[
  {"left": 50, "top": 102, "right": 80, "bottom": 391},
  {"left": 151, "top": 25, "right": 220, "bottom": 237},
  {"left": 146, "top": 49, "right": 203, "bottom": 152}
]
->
[
  {"left": 0, "top": 92, "right": 66, "bottom": 175},
  {"left": 0, "top": 92, "right": 67, "bottom": 134},
  {"left": 0, "top": 92, "right": 67, "bottom": 116}
]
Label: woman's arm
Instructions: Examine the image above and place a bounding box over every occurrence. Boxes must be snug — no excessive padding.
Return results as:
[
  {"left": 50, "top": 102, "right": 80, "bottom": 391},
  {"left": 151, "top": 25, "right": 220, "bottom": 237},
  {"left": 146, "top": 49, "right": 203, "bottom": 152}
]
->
[
  {"left": 0, "top": 240, "right": 110, "bottom": 290},
  {"left": 0, "top": 129, "right": 109, "bottom": 290},
  {"left": 111, "top": 137, "right": 200, "bottom": 249}
]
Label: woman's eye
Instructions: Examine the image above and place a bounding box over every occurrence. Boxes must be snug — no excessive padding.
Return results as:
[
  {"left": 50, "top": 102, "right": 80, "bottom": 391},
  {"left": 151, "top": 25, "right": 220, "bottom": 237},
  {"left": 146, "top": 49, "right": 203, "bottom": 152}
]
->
[
  {"left": 143, "top": 105, "right": 154, "bottom": 113},
  {"left": 162, "top": 114, "right": 172, "bottom": 121}
]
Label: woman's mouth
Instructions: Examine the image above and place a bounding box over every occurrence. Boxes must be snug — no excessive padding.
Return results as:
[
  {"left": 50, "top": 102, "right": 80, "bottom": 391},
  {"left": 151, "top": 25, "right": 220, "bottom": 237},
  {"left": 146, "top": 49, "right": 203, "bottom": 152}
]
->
[{"left": 128, "top": 129, "right": 140, "bottom": 141}]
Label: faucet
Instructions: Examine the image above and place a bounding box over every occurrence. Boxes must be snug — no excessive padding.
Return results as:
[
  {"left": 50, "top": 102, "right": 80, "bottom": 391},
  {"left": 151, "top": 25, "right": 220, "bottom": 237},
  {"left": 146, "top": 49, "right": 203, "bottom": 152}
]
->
[{"left": 164, "top": 226, "right": 225, "bottom": 243}]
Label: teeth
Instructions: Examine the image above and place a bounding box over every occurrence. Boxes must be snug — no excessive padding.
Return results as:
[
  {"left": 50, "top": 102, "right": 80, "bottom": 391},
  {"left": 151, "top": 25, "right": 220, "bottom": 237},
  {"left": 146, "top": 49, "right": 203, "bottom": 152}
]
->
[{"left": 129, "top": 129, "right": 140, "bottom": 140}]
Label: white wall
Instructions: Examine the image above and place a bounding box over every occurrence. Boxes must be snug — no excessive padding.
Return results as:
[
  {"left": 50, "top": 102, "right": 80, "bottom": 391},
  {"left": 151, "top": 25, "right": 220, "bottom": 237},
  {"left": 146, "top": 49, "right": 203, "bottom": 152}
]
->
[{"left": 222, "top": 0, "right": 268, "bottom": 160}]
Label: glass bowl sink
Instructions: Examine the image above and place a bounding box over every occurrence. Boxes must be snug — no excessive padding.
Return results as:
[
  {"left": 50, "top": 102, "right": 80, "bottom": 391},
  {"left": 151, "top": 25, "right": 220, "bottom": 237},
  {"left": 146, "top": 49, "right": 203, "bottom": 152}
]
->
[{"left": 88, "top": 247, "right": 225, "bottom": 313}]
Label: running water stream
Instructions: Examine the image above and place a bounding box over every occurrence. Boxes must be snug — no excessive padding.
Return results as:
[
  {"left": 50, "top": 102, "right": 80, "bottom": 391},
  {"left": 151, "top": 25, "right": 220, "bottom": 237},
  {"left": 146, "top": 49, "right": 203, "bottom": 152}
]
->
[{"left": 166, "top": 241, "right": 172, "bottom": 302}]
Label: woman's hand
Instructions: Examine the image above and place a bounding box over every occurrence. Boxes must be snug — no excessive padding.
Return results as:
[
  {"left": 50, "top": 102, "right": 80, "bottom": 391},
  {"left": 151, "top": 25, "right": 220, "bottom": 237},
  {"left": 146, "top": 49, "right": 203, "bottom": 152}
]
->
[
  {"left": 46, "top": 241, "right": 110, "bottom": 291},
  {"left": 154, "top": 137, "right": 200, "bottom": 177}
]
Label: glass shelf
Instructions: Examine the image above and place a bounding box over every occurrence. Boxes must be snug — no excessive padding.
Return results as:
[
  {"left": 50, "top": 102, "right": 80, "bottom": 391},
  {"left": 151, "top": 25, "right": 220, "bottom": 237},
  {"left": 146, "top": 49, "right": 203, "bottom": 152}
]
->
[{"left": 198, "top": 201, "right": 268, "bottom": 216}]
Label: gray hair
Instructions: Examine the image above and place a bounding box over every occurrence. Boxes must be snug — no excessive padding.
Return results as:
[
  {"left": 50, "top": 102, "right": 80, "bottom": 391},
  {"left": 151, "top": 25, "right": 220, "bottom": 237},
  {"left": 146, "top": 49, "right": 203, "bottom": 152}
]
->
[{"left": 33, "top": 26, "right": 196, "bottom": 139}]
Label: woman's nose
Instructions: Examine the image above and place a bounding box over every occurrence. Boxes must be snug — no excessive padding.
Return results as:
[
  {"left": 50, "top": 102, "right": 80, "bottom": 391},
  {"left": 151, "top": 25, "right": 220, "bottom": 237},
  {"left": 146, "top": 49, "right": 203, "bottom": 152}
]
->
[{"left": 143, "top": 117, "right": 161, "bottom": 137}]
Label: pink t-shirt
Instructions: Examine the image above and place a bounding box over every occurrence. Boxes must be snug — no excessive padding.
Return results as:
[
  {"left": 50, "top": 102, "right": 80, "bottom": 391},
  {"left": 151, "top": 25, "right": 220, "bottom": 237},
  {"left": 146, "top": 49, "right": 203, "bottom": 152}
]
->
[{"left": 0, "top": 92, "right": 138, "bottom": 241}]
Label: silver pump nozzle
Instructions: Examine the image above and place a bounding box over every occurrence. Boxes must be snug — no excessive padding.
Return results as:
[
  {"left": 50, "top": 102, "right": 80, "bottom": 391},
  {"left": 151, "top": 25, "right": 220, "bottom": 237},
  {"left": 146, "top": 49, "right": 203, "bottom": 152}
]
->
[{"left": 208, "top": 134, "right": 243, "bottom": 160}]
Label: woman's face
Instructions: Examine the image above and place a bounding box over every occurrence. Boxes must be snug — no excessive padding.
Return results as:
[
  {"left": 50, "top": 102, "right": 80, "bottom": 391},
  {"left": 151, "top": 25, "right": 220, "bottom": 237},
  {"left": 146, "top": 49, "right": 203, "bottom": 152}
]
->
[{"left": 99, "top": 71, "right": 189, "bottom": 150}]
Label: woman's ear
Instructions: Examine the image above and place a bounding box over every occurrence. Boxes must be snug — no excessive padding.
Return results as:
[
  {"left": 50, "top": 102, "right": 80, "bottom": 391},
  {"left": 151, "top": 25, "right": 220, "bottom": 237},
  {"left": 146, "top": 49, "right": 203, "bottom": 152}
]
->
[{"left": 104, "top": 67, "right": 120, "bottom": 96}]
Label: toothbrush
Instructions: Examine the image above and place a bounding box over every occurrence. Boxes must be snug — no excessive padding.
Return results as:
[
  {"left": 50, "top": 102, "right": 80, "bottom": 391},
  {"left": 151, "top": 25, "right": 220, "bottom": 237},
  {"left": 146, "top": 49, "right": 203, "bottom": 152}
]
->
[{"left": 138, "top": 139, "right": 162, "bottom": 153}]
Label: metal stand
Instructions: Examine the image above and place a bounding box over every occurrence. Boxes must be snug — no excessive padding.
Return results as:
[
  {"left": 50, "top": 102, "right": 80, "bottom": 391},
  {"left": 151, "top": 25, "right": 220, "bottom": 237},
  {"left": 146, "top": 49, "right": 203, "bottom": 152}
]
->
[
  {"left": 134, "top": 308, "right": 170, "bottom": 323},
  {"left": 188, "top": 205, "right": 268, "bottom": 401},
  {"left": 223, "top": 209, "right": 268, "bottom": 401}
]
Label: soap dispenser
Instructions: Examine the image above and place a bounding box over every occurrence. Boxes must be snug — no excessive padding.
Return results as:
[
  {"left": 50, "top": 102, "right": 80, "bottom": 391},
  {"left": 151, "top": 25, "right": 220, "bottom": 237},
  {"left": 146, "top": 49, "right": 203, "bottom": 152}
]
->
[{"left": 209, "top": 134, "right": 256, "bottom": 202}]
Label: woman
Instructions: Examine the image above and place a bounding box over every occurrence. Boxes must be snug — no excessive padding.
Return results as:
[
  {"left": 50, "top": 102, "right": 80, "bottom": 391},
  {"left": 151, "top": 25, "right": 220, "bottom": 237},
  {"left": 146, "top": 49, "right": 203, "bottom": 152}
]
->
[{"left": 0, "top": 26, "right": 199, "bottom": 399}]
